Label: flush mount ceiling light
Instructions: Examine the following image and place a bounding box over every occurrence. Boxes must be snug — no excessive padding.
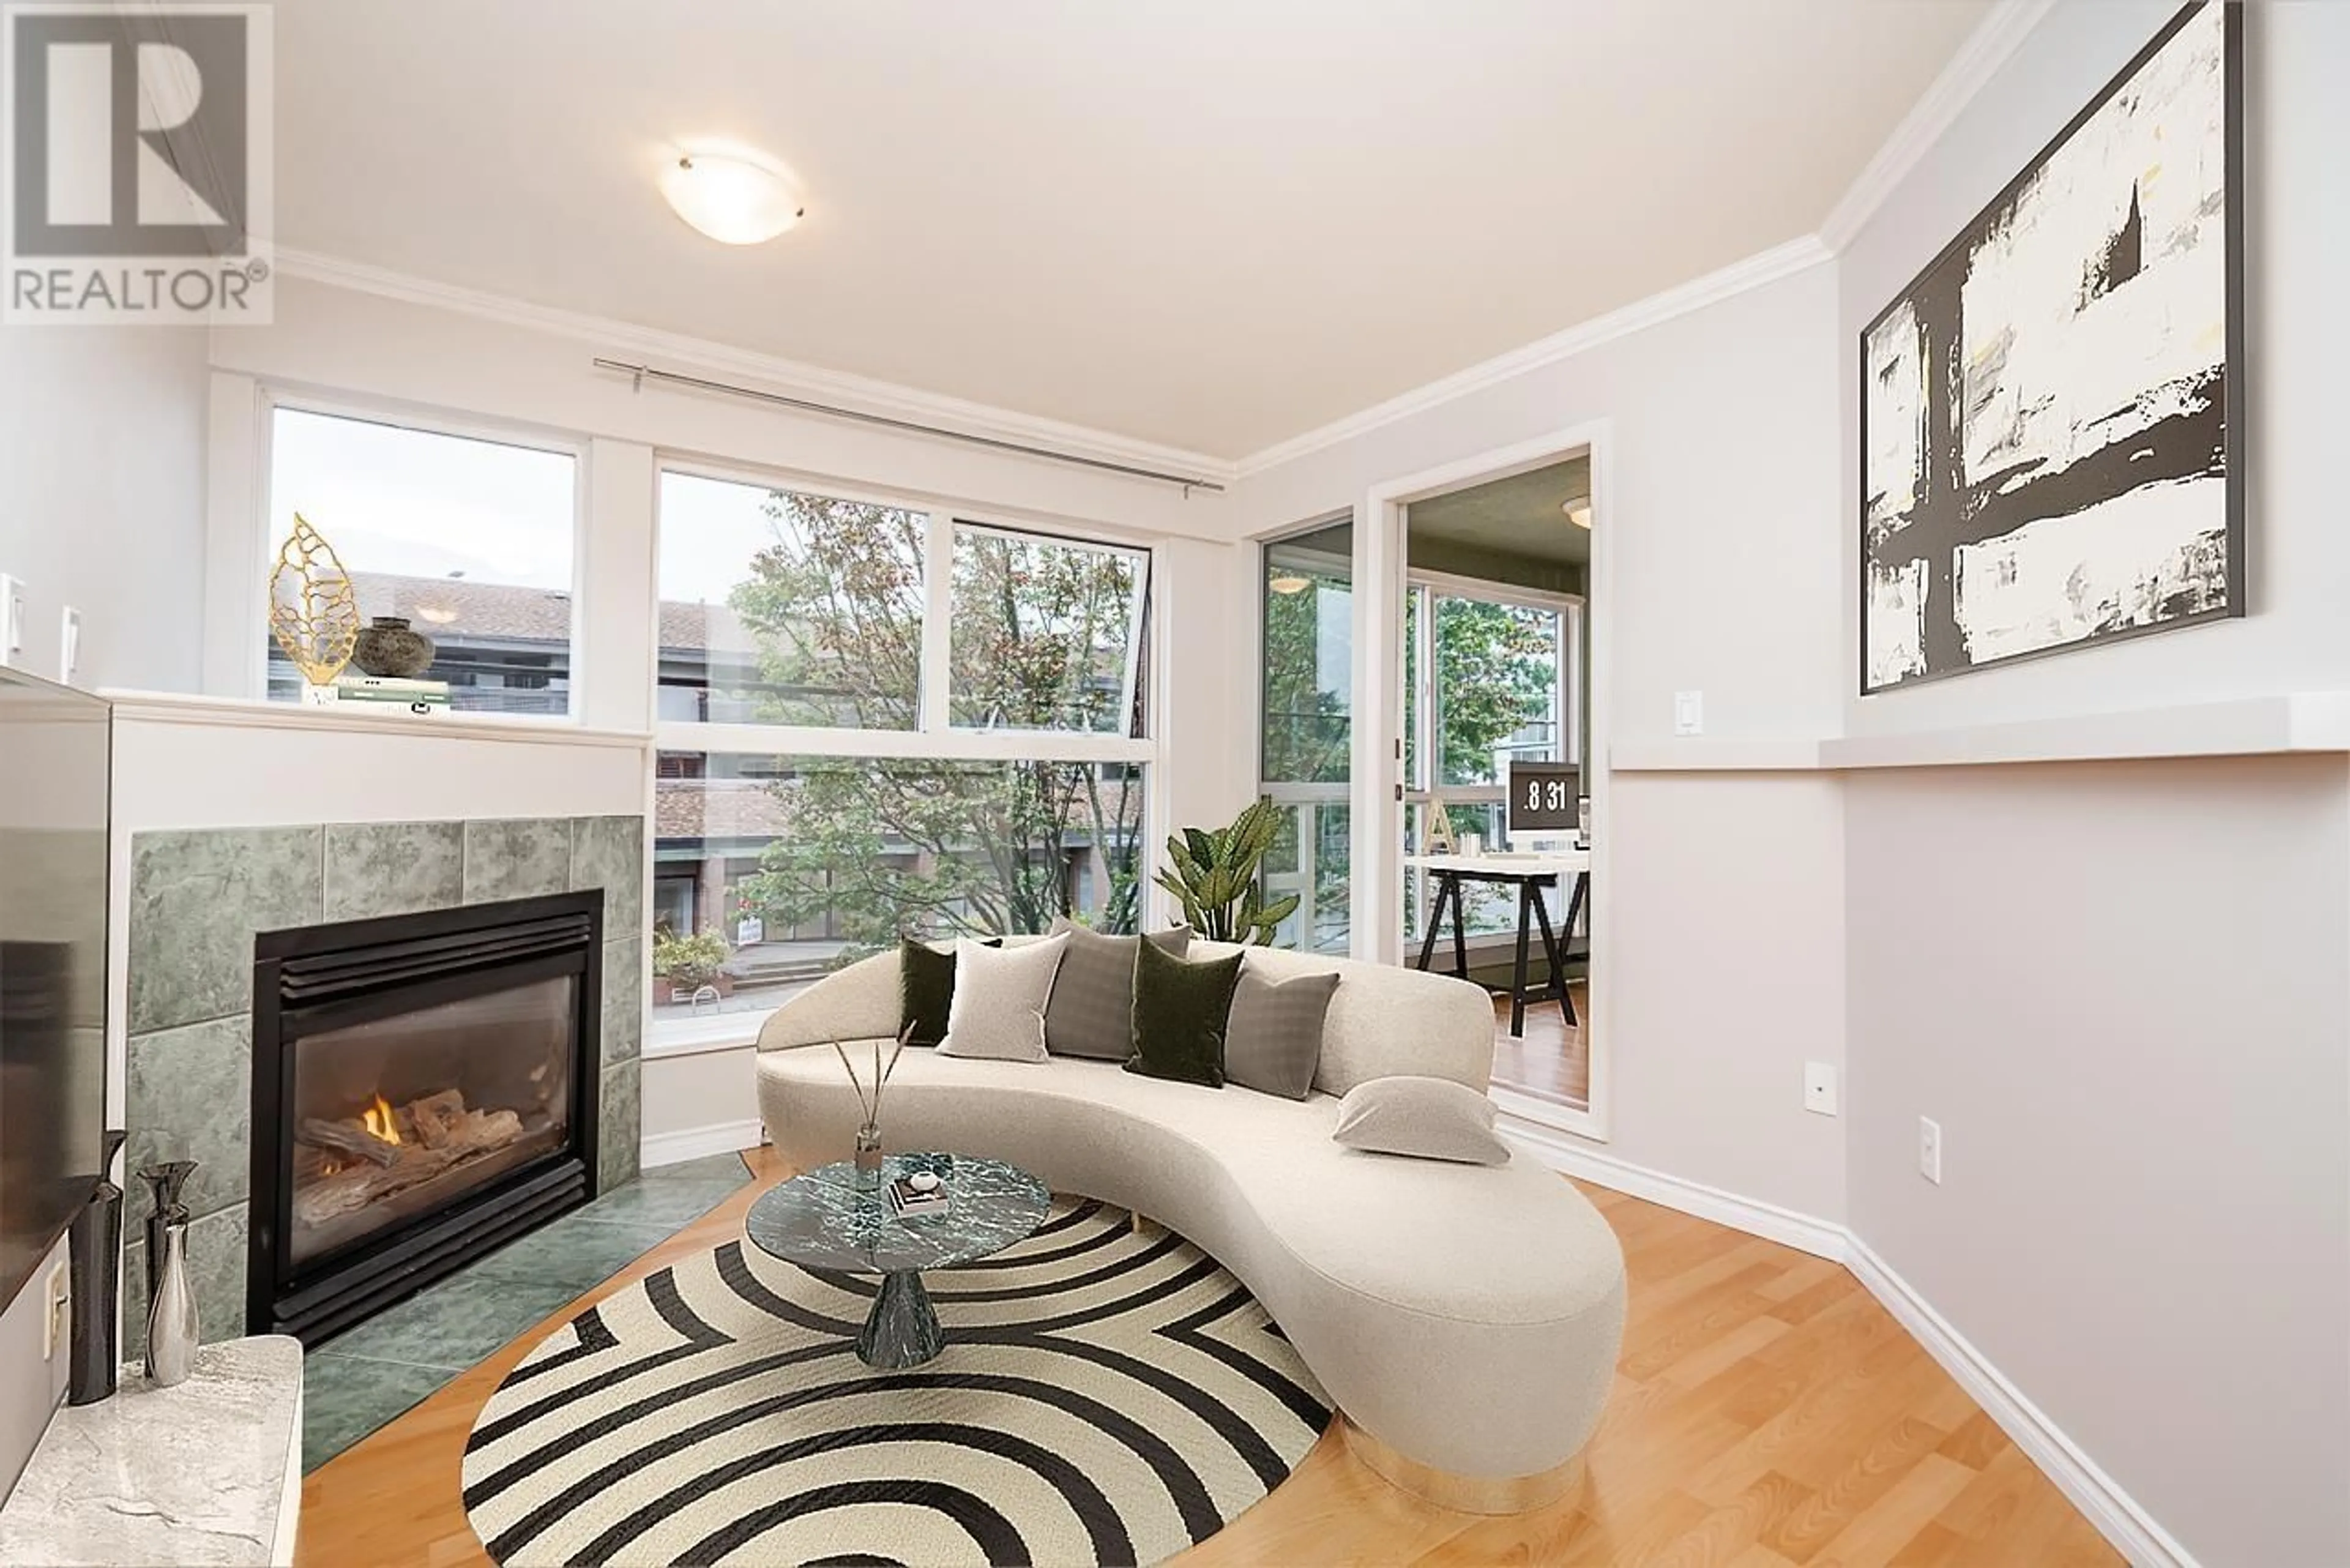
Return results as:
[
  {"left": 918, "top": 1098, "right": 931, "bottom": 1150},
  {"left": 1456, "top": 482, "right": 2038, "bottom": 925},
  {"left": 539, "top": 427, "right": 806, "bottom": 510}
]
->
[
  {"left": 659, "top": 151, "right": 805, "bottom": 245},
  {"left": 1268, "top": 573, "right": 1313, "bottom": 594},
  {"left": 1563, "top": 499, "right": 1592, "bottom": 530}
]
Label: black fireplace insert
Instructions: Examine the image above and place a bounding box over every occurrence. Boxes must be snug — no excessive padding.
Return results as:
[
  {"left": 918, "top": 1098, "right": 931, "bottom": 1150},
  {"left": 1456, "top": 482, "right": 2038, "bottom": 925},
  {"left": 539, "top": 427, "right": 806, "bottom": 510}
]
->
[{"left": 247, "top": 891, "right": 601, "bottom": 1345}]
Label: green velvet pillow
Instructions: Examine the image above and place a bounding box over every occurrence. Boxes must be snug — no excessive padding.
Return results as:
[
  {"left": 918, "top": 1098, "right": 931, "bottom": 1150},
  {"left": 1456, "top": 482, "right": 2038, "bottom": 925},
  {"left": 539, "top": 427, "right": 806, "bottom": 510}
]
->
[
  {"left": 898, "top": 936, "right": 999, "bottom": 1047},
  {"left": 1124, "top": 938, "right": 1244, "bottom": 1088}
]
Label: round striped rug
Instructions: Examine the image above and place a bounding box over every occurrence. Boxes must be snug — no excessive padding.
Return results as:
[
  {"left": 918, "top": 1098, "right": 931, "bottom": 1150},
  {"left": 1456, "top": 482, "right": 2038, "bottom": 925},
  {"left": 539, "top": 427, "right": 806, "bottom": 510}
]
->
[{"left": 461, "top": 1196, "right": 1332, "bottom": 1567}]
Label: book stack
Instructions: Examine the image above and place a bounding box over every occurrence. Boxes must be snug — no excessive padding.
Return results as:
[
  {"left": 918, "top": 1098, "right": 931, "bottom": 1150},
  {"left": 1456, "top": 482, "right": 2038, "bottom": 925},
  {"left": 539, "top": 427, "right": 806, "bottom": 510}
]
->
[
  {"left": 886, "top": 1174, "right": 950, "bottom": 1219},
  {"left": 331, "top": 675, "right": 451, "bottom": 715}
]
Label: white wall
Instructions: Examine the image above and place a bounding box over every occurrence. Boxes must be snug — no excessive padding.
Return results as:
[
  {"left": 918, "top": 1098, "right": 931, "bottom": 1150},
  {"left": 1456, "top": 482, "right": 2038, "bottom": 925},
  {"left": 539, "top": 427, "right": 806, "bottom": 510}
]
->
[
  {"left": 1234, "top": 263, "right": 1851, "bottom": 1219},
  {"left": 1847, "top": 758, "right": 2350, "bottom": 1566},
  {"left": 0, "top": 326, "right": 209, "bottom": 690},
  {"left": 1837, "top": 6, "right": 2350, "bottom": 1563}
]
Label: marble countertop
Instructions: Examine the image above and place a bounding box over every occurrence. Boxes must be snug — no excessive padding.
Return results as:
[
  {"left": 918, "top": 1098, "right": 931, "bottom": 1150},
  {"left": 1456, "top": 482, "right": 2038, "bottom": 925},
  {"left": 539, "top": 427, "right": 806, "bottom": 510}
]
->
[{"left": 0, "top": 1336, "right": 304, "bottom": 1568}]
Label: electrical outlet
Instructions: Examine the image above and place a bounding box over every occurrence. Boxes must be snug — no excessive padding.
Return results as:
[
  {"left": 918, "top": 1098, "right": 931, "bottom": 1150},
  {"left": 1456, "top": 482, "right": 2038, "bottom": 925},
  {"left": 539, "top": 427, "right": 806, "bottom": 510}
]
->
[
  {"left": 1673, "top": 689, "right": 1704, "bottom": 736},
  {"left": 0, "top": 575, "right": 24, "bottom": 665},
  {"left": 1919, "top": 1116, "right": 1942, "bottom": 1185},
  {"left": 59, "top": 607, "right": 81, "bottom": 684},
  {"left": 1803, "top": 1061, "right": 1839, "bottom": 1116},
  {"left": 43, "top": 1260, "right": 69, "bottom": 1360}
]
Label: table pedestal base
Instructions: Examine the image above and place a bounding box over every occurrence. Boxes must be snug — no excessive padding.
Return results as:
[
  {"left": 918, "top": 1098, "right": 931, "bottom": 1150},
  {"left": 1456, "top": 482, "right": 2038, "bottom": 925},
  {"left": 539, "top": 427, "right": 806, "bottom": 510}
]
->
[{"left": 857, "top": 1269, "right": 944, "bottom": 1368}]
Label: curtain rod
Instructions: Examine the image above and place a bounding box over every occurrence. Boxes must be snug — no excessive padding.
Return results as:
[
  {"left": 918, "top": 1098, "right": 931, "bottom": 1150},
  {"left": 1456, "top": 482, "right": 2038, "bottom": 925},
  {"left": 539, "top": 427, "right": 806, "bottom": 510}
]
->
[{"left": 591, "top": 357, "right": 1225, "bottom": 495}]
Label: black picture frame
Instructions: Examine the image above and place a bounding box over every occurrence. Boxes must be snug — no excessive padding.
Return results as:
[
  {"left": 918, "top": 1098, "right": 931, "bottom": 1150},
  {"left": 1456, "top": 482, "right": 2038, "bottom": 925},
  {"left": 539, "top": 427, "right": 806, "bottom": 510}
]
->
[{"left": 1858, "top": 0, "right": 2245, "bottom": 695}]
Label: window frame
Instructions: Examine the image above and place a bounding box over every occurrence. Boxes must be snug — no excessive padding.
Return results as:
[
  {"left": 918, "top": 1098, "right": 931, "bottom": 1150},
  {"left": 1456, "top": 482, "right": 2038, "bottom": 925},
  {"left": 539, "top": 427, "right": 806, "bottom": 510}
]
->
[
  {"left": 253, "top": 386, "right": 592, "bottom": 720},
  {"left": 652, "top": 459, "right": 1159, "bottom": 763},
  {"left": 648, "top": 455, "right": 1166, "bottom": 1051},
  {"left": 1400, "top": 567, "right": 1584, "bottom": 948}
]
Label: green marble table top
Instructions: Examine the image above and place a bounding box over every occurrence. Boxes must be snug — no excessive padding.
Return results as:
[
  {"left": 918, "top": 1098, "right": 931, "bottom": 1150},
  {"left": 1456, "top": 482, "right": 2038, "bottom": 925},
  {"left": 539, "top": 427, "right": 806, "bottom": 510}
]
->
[{"left": 745, "top": 1151, "right": 1050, "bottom": 1274}]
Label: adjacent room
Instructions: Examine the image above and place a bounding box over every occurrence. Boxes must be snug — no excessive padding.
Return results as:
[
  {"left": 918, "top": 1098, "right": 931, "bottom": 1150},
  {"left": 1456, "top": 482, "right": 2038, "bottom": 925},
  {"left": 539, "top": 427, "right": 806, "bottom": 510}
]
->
[{"left": 1, "top": 2, "right": 2342, "bottom": 1566}]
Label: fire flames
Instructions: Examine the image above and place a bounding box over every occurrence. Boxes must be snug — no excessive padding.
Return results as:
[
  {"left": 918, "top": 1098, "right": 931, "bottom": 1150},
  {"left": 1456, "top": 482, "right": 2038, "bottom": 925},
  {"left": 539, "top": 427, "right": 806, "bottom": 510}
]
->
[{"left": 362, "top": 1093, "right": 401, "bottom": 1146}]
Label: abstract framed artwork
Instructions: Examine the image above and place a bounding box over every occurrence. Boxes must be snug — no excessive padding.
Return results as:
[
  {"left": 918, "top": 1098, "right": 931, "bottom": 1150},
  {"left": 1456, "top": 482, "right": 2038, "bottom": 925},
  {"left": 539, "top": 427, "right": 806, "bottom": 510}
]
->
[{"left": 1861, "top": 0, "right": 2242, "bottom": 693}]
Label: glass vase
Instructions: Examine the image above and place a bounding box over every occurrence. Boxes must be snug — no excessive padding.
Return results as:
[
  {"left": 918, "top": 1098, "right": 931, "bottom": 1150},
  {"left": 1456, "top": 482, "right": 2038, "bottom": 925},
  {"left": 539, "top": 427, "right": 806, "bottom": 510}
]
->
[{"left": 854, "top": 1124, "right": 884, "bottom": 1189}]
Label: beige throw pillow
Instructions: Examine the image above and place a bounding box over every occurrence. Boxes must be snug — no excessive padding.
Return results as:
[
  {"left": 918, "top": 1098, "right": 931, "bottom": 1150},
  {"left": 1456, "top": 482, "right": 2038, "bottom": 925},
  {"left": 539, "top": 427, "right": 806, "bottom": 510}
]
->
[
  {"left": 937, "top": 933, "right": 1069, "bottom": 1063},
  {"left": 1331, "top": 1075, "right": 1510, "bottom": 1165}
]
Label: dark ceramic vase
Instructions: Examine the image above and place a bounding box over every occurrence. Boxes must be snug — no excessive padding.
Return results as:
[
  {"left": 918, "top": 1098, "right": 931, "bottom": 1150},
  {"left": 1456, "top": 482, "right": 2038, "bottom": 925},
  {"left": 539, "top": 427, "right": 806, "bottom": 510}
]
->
[{"left": 352, "top": 616, "right": 436, "bottom": 678}]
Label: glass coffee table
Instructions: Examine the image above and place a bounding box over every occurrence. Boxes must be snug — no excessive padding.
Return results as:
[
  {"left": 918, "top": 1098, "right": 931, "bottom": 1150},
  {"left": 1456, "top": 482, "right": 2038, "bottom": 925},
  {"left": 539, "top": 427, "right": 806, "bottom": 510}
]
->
[{"left": 745, "top": 1151, "right": 1051, "bottom": 1369}]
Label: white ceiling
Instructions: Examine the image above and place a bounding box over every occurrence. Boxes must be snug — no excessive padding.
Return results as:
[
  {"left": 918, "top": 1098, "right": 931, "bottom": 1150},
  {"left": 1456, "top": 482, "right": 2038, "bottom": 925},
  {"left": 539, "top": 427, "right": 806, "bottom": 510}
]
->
[
  {"left": 1409, "top": 458, "right": 1592, "bottom": 570},
  {"left": 272, "top": 1, "right": 1990, "bottom": 460}
]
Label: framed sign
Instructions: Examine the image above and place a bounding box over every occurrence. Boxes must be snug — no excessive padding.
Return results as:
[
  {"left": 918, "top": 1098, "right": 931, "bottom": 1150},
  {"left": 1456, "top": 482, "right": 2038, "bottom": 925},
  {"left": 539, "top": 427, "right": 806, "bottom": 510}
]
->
[{"left": 1508, "top": 761, "right": 1581, "bottom": 834}]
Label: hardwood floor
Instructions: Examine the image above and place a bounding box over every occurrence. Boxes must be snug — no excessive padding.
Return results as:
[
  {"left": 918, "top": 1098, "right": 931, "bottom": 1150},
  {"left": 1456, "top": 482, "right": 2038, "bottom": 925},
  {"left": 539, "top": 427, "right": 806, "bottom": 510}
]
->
[
  {"left": 297, "top": 1149, "right": 2118, "bottom": 1567},
  {"left": 1490, "top": 983, "right": 1590, "bottom": 1110}
]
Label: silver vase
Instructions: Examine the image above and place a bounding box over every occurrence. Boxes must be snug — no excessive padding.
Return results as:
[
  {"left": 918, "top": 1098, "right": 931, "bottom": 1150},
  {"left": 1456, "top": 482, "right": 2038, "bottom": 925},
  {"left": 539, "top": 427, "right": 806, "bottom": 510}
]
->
[{"left": 140, "top": 1161, "right": 200, "bottom": 1388}]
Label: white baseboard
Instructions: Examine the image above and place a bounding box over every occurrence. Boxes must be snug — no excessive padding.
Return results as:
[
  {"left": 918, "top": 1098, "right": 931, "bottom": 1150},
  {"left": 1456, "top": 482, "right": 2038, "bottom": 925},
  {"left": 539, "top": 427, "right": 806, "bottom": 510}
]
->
[
  {"left": 1501, "top": 1115, "right": 2198, "bottom": 1568},
  {"left": 1845, "top": 1239, "right": 2196, "bottom": 1568},
  {"left": 1499, "top": 1114, "right": 1850, "bottom": 1261},
  {"left": 639, "top": 1119, "right": 765, "bottom": 1171}
]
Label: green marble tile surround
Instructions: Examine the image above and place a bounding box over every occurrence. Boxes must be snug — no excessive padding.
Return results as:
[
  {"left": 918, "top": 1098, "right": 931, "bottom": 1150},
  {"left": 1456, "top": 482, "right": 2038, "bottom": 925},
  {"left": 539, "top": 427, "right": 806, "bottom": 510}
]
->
[
  {"left": 302, "top": 1152, "right": 753, "bottom": 1472},
  {"left": 124, "top": 814, "right": 647, "bottom": 1357}
]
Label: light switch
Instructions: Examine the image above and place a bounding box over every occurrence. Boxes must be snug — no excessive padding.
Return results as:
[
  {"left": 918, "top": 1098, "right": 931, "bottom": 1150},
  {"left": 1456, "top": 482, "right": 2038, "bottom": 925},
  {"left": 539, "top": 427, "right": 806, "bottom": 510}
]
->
[
  {"left": 1673, "top": 689, "right": 1704, "bottom": 736},
  {"left": 59, "top": 607, "right": 81, "bottom": 683},
  {"left": 1803, "top": 1061, "right": 1839, "bottom": 1116}
]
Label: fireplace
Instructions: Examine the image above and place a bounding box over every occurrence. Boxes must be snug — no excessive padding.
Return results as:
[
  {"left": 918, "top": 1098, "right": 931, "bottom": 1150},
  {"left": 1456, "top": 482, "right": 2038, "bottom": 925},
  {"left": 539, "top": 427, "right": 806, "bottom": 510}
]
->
[{"left": 247, "top": 892, "right": 602, "bottom": 1344}]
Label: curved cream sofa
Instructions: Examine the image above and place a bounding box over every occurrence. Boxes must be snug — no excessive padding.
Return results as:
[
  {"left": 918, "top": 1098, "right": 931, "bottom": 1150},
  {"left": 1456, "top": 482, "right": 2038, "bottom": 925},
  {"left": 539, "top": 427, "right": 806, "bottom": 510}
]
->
[{"left": 753, "top": 939, "right": 1627, "bottom": 1499}]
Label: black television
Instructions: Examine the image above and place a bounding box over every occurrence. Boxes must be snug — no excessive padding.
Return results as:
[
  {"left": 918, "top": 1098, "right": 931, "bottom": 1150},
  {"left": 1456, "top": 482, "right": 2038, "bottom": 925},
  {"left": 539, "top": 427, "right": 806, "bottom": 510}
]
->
[{"left": 0, "top": 668, "right": 110, "bottom": 1324}]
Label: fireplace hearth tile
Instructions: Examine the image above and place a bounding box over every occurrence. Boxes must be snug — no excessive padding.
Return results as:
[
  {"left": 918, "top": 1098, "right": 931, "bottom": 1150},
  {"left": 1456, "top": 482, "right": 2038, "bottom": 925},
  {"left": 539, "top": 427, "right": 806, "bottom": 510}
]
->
[
  {"left": 572, "top": 1170, "right": 748, "bottom": 1231},
  {"left": 323, "top": 821, "right": 465, "bottom": 923},
  {"left": 322, "top": 1271, "right": 578, "bottom": 1375},
  {"left": 300, "top": 1351, "right": 454, "bottom": 1474},
  {"left": 643, "top": 1151, "right": 755, "bottom": 1185},
  {"left": 602, "top": 937, "right": 644, "bottom": 1065},
  {"left": 570, "top": 815, "right": 645, "bottom": 935},
  {"left": 297, "top": 1151, "right": 752, "bottom": 1470},
  {"left": 599, "top": 1059, "right": 641, "bottom": 1193},
  {"left": 463, "top": 818, "right": 574, "bottom": 904},
  {"left": 125, "top": 1016, "right": 252, "bottom": 1225},
  {"left": 123, "top": 1203, "right": 250, "bottom": 1361},
  {"left": 129, "top": 827, "right": 323, "bottom": 1034},
  {"left": 468, "top": 1212, "right": 682, "bottom": 1297}
]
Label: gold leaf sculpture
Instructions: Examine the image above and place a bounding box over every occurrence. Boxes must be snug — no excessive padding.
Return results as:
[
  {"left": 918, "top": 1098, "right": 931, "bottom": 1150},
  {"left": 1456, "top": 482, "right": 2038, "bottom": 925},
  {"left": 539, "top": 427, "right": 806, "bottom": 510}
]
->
[{"left": 267, "top": 514, "right": 361, "bottom": 689}]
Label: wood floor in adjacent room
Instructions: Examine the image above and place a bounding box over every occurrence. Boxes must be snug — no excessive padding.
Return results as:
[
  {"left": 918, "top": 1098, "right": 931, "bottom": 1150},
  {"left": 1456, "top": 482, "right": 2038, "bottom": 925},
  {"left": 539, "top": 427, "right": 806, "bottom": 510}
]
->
[
  {"left": 1490, "top": 985, "right": 1591, "bottom": 1110},
  {"left": 298, "top": 1149, "right": 2117, "bottom": 1567}
]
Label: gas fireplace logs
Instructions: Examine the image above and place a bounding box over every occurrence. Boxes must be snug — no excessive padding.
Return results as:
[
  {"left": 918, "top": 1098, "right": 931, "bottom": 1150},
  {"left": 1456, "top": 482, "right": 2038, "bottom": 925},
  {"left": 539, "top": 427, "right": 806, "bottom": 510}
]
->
[{"left": 293, "top": 1088, "right": 537, "bottom": 1228}]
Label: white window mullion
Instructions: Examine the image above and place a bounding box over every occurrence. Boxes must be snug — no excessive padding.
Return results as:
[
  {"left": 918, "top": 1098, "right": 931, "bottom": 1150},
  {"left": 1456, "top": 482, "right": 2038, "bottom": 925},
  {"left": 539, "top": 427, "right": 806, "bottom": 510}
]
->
[{"left": 919, "top": 510, "right": 955, "bottom": 733}]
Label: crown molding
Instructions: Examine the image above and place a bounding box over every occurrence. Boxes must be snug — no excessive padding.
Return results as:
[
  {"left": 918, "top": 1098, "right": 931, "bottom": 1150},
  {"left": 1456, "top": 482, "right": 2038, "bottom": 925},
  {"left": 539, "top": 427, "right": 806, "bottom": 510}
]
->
[
  {"left": 1818, "top": 0, "right": 2059, "bottom": 254},
  {"left": 1233, "top": 234, "right": 1833, "bottom": 478},
  {"left": 270, "top": 248, "right": 1241, "bottom": 490}
]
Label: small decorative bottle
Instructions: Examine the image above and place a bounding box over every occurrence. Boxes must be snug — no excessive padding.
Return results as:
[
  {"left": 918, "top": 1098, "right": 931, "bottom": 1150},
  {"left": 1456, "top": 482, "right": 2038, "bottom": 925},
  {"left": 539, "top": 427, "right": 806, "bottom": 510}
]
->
[{"left": 140, "top": 1160, "right": 200, "bottom": 1388}]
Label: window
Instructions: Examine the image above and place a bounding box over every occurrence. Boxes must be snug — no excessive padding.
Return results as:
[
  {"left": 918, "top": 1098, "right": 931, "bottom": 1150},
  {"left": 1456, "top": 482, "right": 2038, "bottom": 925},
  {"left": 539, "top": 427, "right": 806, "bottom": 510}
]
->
[
  {"left": 656, "top": 474, "right": 925, "bottom": 728},
  {"left": 651, "top": 752, "right": 1146, "bottom": 1031},
  {"left": 652, "top": 467, "right": 1157, "bottom": 1045},
  {"left": 264, "top": 408, "right": 578, "bottom": 715},
  {"left": 1258, "top": 521, "right": 1354, "bottom": 955},
  {"left": 949, "top": 526, "right": 1149, "bottom": 734},
  {"left": 1404, "top": 580, "right": 1578, "bottom": 940}
]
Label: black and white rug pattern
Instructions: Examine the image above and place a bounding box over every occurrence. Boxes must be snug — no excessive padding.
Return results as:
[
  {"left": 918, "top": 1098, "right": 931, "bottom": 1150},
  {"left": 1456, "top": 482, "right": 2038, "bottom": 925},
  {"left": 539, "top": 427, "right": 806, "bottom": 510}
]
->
[{"left": 461, "top": 1197, "right": 1332, "bottom": 1567}]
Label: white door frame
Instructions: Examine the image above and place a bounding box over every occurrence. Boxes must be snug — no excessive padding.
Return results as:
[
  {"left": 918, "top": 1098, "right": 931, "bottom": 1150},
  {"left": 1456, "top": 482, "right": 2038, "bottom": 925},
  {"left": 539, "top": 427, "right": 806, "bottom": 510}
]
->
[{"left": 1349, "top": 420, "right": 1614, "bottom": 1143}]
